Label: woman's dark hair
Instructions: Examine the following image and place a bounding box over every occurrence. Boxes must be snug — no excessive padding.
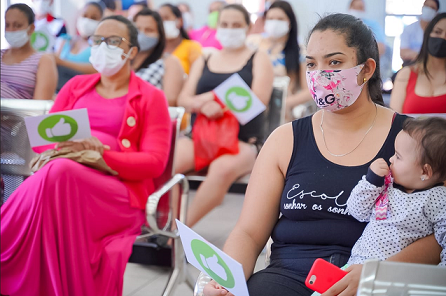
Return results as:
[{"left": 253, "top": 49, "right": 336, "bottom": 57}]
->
[
  {"left": 101, "top": 15, "right": 140, "bottom": 51},
  {"left": 416, "top": 13, "right": 446, "bottom": 80},
  {"left": 6, "top": 4, "right": 35, "bottom": 25},
  {"left": 403, "top": 117, "right": 446, "bottom": 181},
  {"left": 268, "top": 1, "right": 300, "bottom": 88},
  {"left": 160, "top": 3, "right": 189, "bottom": 40},
  {"left": 134, "top": 8, "right": 165, "bottom": 71},
  {"left": 308, "top": 13, "right": 384, "bottom": 106},
  {"left": 100, "top": 0, "right": 116, "bottom": 10},
  {"left": 431, "top": 0, "right": 440, "bottom": 11},
  {"left": 85, "top": 1, "right": 105, "bottom": 17},
  {"left": 220, "top": 4, "right": 251, "bottom": 26}
]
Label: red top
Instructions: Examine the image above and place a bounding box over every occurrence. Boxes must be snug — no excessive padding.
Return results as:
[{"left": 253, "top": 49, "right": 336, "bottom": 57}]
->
[
  {"left": 402, "top": 70, "right": 446, "bottom": 114},
  {"left": 50, "top": 72, "right": 172, "bottom": 209}
]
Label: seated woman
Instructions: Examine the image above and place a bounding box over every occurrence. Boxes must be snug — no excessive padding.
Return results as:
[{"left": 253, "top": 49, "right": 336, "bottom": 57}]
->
[
  {"left": 1, "top": 3, "right": 57, "bottom": 100},
  {"left": 158, "top": 3, "right": 202, "bottom": 75},
  {"left": 390, "top": 13, "right": 446, "bottom": 114},
  {"left": 0, "top": 15, "right": 171, "bottom": 296},
  {"left": 54, "top": 1, "right": 104, "bottom": 90},
  {"left": 176, "top": 4, "right": 274, "bottom": 227},
  {"left": 247, "top": 1, "right": 312, "bottom": 120},
  {"left": 132, "top": 8, "right": 184, "bottom": 106},
  {"left": 203, "top": 13, "right": 442, "bottom": 296}
]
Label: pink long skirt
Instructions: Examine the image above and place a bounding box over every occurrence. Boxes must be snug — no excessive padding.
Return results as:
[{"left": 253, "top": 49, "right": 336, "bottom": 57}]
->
[{"left": 1, "top": 159, "right": 145, "bottom": 296}]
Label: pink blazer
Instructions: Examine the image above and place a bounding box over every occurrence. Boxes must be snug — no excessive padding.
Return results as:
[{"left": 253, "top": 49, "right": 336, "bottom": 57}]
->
[{"left": 51, "top": 72, "right": 172, "bottom": 209}]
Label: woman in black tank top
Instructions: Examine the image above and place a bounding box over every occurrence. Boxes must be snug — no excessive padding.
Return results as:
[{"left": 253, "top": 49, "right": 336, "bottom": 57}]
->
[
  {"left": 175, "top": 4, "right": 274, "bottom": 227},
  {"left": 203, "top": 13, "right": 442, "bottom": 296}
]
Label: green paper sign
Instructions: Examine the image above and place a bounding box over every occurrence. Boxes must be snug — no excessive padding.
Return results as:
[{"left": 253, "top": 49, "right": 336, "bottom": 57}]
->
[
  {"left": 37, "top": 115, "right": 79, "bottom": 142},
  {"left": 31, "top": 31, "right": 50, "bottom": 52},
  {"left": 224, "top": 86, "right": 253, "bottom": 113},
  {"left": 191, "top": 239, "right": 235, "bottom": 288}
]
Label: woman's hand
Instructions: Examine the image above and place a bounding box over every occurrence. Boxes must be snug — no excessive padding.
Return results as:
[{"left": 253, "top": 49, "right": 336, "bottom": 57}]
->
[
  {"left": 56, "top": 136, "right": 110, "bottom": 155},
  {"left": 203, "top": 280, "right": 234, "bottom": 296},
  {"left": 192, "top": 92, "right": 216, "bottom": 112},
  {"left": 200, "top": 101, "right": 224, "bottom": 119},
  {"left": 322, "top": 264, "right": 363, "bottom": 296}
]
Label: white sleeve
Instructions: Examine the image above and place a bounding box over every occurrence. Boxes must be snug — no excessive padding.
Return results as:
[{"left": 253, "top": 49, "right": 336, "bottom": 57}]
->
[
  {"left": 347, "top": 175, "right": 384, "bottom": 222},
  {"left": 424, "top": 187, "right": 446, "bottom": 266}
]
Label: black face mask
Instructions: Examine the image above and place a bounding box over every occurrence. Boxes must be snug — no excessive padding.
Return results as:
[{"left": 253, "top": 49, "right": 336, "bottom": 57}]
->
[{"left": 427, "top": 37, "right": 446, "bottom": 58}]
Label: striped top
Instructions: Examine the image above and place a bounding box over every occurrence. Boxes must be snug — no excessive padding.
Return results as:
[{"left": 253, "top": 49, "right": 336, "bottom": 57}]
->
[{"left": 1, "top": 50, "right": 44, "bottom": 100}]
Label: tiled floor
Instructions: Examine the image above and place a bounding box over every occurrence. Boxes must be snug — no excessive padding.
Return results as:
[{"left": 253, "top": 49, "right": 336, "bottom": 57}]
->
[{"left": 123, "top": 191, "right": 266, "bottom": 296}]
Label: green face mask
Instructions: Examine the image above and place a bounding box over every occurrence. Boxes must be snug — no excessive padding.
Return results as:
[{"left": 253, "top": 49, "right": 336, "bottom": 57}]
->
[{"left": 207, "top": 11, "right": 219, "bottom": 29}]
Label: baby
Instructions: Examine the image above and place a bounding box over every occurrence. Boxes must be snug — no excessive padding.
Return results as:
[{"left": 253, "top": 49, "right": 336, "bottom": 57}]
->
[{"left": 347, "top": 116, "right": 446, "bottom": 266}]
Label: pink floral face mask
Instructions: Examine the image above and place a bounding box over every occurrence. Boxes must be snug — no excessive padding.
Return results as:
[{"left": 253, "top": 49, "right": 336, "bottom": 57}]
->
[{"left": 306, "top": 64, "right": 365, "bottom": 112}]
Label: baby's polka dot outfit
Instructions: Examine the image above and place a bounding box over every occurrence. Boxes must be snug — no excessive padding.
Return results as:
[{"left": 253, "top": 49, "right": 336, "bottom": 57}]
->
[{"left": 347, "top": 169, "right": 446, "bottom": 266}]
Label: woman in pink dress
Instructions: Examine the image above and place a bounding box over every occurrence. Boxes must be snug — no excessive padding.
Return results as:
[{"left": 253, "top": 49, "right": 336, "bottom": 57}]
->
[{"left": 0, "top": 15, "right": 171, "bottom": 296}]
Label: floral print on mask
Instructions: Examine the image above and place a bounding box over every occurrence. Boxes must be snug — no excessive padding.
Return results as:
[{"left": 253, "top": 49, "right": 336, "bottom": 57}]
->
[{"left": 306, "top": 64, "right": 365, "bottom": 112}]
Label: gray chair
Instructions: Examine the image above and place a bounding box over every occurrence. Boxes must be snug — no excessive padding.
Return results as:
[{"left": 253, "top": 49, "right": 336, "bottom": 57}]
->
[
  {"left": 1, "top": 98, "right": 54, "bottom": 204},
  {"left": 358, "top": 259, "right": 446, "bottom": 295},
  {"left": 128, "top": 107, "right": 195, "bottom": 296}
]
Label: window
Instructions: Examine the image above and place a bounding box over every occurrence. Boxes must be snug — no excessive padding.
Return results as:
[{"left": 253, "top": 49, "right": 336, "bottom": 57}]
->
[{"left": 385, "top": 0, "right": 424, "bottom": 71}]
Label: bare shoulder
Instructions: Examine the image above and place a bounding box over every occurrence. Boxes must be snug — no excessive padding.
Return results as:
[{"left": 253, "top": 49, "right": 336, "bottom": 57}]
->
[
  {"left": 395, "top": 66, "right": 412, "bottom": 82},
  {"left": 39, "top": 53, "right": 56, "bottom": 66},
  {"left": 260, "top": 123, "right": 294, "bottom": 176},
  {"left": 164, "top": 54, "right": 182, "bottom": 68}
]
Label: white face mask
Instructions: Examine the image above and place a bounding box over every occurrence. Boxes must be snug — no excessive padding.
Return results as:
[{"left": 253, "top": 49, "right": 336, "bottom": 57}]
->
[
  {"left": 137, "top": 32, "right": 159, "bottom": 51},
  {"left": 33, "top": 0, "right": 51, "bottom": 15},
  {"left": 77, "top": 17, "right": 100, "bottom": 38},
  {"left": 5, "top": 28, "right": 30, "bottom": 48},
  {"left": 264, "top": 20, "right": 289, "bottom": 39},
  {"left": 420, "top": 6, "right": 437, "bottom": 22},
  {"left": 163, "top": 20, "right": 180, "bottom": 39},
  {"left": 216, "top": 28, "right": 247, "bottom": 49},
  {"left": 89, "top": 42, "right": 133, "bottom": 77}
]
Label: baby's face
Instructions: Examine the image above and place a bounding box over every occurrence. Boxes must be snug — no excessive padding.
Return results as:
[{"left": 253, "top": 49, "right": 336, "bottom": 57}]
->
[{"left": 389, "top": 131, "right": 424, "bottom": 190}]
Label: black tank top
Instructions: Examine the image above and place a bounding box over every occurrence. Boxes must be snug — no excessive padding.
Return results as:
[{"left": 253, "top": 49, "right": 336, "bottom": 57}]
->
[
  {"left": 271, "top": 113, "right": 407, "bottom": 260},
  {"left": 194, "top": 52, "right": 265, "bottom": 143}
]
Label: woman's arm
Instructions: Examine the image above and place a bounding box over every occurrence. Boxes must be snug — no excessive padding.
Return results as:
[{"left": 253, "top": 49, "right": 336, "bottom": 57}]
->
[
  {"left": 102, "top": 89, "right": 172, "bottom": 181},
  {"left": 388, "top": 234, "right": 441, "bottom": 264},
  {"left": 188, "top": 41, "right": 203, "bottom": 69},
  {"left": 323, "top": 235, "right": 441, "bottom": 296},
  {"left": 251, "top": 50, "right": 274, "bottom": 106},
  {"left": 33, "top": 54, "right": 58, "bottom": 100},
  {"left": 223, "top": 123, "right": 293, "bottom": 278},
  {"left": 163, "top": 55, "right": 185, "bottom": 106},
  {"left": 55, "top": 55, "right": 96, "bottom": 74},
  {"left": 389, "top": 66, "right": 411, "bottom": 113},
  {"left": 177, "top": 56, "right": 214, "bottom": 113}
]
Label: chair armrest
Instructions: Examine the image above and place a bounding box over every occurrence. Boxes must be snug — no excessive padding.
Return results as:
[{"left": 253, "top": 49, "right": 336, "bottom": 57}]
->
[
  {"left": 145, "top": 173, "right": 189, "bottom": 238},
  {"left": 193, "top": 272, "right": 212, "bottom": 296}
]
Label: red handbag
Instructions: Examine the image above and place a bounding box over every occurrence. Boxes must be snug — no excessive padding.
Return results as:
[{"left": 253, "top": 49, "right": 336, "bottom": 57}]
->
[{"left": 193, "top": 99, "right": 240, "bottom": 171}]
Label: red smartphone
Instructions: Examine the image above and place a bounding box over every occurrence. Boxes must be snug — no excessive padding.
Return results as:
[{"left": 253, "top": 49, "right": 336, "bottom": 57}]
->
[{"left": 305, "top": 258, "right": 348, "bottom": 293}]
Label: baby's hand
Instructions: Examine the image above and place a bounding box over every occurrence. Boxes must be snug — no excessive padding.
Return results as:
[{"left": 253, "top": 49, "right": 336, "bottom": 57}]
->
[{"left": 370, "top": 158, "right": 389, "bottom": 177}]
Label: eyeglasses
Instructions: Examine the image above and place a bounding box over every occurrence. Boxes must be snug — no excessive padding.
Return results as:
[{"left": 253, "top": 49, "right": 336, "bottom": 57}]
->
[{"left": 88, "top": 35, "right": 132, "bottom": 49}]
